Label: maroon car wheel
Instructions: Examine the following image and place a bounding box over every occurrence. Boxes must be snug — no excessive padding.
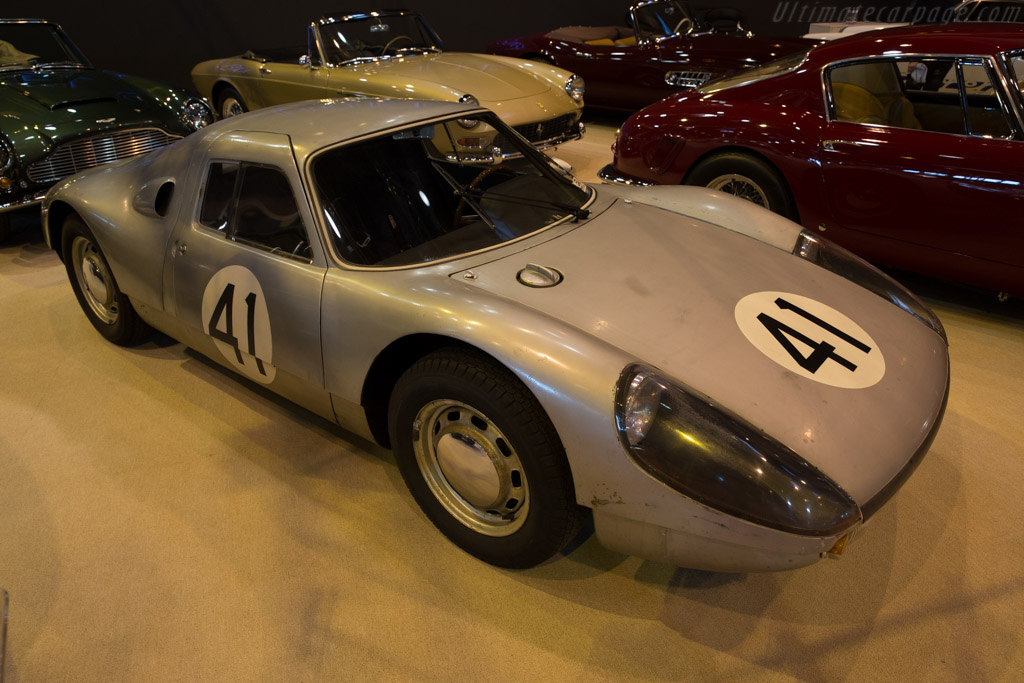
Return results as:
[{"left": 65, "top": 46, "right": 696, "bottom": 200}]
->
[{"left": 687, "top": 152, "right": 797, "bottom": 221}]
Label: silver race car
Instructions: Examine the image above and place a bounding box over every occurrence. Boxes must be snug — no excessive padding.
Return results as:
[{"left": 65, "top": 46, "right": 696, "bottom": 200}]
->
[{"left": 43, "top": 99, "right": 949, "bottom": 572}]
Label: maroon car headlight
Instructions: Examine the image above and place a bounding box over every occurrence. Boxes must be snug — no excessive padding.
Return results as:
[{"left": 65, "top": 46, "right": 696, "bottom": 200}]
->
[
  {"left": 615, "top": 364, "right": 861, "bottom": 537},
  {"left": 565, "top": 74, "right": 585, "bottom": 103},
  {"left": 793, "top": 230, "right": 946, "bottom": 342}
]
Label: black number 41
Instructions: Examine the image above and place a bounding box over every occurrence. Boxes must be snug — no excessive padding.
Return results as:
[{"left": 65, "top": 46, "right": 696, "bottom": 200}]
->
[
  {"left": 757, "top": 297, "right": 871, "bottom": 374},
  {"left": 207, "top": 282, "right": 267, "bottom": 376}
]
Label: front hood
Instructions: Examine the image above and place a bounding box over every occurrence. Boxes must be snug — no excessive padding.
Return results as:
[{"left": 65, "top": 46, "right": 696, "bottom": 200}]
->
[
  {"left": 0, "top": 68, "right": 184, "bottom": 164},
  {"left": 348, "top": 52, "right": 553, "bottom": 103},
  {"left": 455, "top": 199, "right": 948, "bottom": 504}
]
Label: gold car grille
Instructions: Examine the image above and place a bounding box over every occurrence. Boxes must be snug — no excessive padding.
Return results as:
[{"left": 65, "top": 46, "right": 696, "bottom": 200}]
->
[
  {"left": 494, "top": 113, "right": 579, "bottom": 150},
  {"left": 27, "top": 128, "right": 181, "bottom": 184}
]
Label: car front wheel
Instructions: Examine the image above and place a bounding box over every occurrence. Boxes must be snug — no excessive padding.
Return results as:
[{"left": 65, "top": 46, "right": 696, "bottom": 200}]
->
[
  {"left": 687, "top": 152, "right": 796, "bottom": 220},
  {"left": 62, "top": 215, "right": 152, "bottom": 346},
  {"left": 217, "top": 87, "right": 248, "bottom": 118},
  {"left": 388, "top": 348, "right": 585, "bottom": 568}
]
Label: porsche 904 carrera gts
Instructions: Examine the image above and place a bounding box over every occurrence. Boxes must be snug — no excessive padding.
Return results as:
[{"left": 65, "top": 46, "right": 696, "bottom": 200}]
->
[{"left": 43, "top": 98, "right": 948, "bottom": 572}]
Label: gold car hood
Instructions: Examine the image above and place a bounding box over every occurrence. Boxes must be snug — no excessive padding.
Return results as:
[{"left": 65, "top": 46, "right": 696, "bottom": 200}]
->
[
  {"left": 345, "top": 51, "right": 552, "bottom": 102},
  {"left": 454, "top": 199, "right": 949, "bottom": 505}
]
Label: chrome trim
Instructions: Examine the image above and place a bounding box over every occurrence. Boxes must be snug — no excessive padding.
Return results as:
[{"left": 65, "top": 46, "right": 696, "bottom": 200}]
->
[
  {"left": 26, "top": 128, "right": 181, "bottom": 184},
  {"left": 0, "top": 191, "right": 46, "bottom": 214},
  {"left": 597, "top": 163, "right": 655, "bottom": 186}
]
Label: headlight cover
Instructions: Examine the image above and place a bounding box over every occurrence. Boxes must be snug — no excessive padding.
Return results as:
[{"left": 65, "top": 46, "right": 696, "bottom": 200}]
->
[
  {"left": 457, "top": 94, "right": 480, "bottom": 129},
  {"left": 0, "top": 134, "right": 13, "bottom": 174},
  {"left": 565, "top": 74, "right": 585, "bottom": 102},
  {"left": 794, "top": 230, "right": 946, "bottom": 342},
  {"left": 182, "top": 99, "right": 214, "bottom": 131},
  {"left": 615, "top": 364, "right": 861, "bottom": 537}
]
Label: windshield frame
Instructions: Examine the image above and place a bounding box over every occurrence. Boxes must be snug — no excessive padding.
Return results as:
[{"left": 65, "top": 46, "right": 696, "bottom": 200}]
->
[
  {"left": 631, "top": 0, "right": 699, "bottom": 45},
  {"left": 314, "top": 10, "right": 443, "bottom": 67},
  {"left": 0, "top": 19, "right": 91, "bottom": 72},
  {"left": 304, "top": 111, "right": 595, "bottom": 271}
]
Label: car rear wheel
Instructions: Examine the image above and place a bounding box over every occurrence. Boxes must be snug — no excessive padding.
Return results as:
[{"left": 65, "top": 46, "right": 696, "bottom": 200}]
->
[
  {"left": 388, "top": 347, "right": 585, "bottom": 568},
  {"left": 687, "top": 152, "right": 797, "bottom": 220},
  {"left": 62, "top": 215, "right": 152, "bottom": 346},
  {"left": 217, "top": 87, "right": 248, "bottom": 119}
]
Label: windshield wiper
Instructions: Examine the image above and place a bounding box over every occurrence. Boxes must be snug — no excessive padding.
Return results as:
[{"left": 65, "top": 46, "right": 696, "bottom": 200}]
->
[{"left": 455, "top": 187, "right": 591, "bottom": 221}]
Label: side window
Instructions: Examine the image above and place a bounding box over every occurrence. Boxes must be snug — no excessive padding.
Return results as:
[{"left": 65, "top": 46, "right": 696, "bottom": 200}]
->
[
  {"left": 197, "top": 161, "right": 312, "bottom": 261},
  {"left": 830, "top": 60, "right": 928, "bottom": 130},
  {"left": 199, "top": 162, "right": 239, "bottom": 231},
  {"left": 960, "top": 62, "right": 1014, "bottom": 138}
]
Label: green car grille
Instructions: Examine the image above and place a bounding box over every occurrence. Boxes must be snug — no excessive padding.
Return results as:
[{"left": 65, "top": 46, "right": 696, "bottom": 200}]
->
[{"left": 27, "top": 128, "right": 181, "bottom": 184}]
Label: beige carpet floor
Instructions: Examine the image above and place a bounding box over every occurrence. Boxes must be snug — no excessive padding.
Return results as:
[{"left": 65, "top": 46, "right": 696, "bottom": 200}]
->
[{"left": 1, "top": 116, "right": 1022, "bottom": 682}]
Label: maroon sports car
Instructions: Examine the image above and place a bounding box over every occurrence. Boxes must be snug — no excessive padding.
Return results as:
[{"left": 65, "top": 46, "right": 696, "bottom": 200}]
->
[
  {"left": 601, "top": 23, "right": 1024, "bottom": 298},
  {"left": 487, "top": 0, "right": 814, "bottom": 111}
]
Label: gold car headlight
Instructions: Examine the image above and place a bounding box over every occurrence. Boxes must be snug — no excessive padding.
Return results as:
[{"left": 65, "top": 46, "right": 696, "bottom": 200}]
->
[{"left": 565, "top": 74, "right": 585, "bottom": 103}]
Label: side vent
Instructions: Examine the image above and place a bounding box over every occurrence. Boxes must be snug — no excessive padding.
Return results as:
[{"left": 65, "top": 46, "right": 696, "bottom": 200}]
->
[{"left": 132, "top": 177, "right": 175, "bottom": 218}]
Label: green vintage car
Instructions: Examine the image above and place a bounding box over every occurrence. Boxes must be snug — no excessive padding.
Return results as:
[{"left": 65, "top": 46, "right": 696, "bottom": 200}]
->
[
  {"left": 0, "top": 19, "right": 213, "bottom": 242},
  {"left": 191, "top": 10, "right": 585, "bottom": 155}
]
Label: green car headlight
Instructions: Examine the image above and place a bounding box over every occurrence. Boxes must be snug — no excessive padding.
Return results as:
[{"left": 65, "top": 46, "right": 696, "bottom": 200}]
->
[
  {"left": 0, "top": 134, "right": 13, "bottom": 174},
  {"left": 615, "top": 364, "right": 861, "bottom": 537},
  {"left": 565, "top": 74, "right": 585, "bottom": 102},
  {"left": 182, "top": 99, "right": 214, "bottom": 131},
  {"left": 793, "top": 230, "right": 946, "bottom": 342}
]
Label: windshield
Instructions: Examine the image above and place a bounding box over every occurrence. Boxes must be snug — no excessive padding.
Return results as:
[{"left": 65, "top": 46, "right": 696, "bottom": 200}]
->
[
  {"left": 311, "top": 112, "right": 593, "bottom": 267},
  {"left": 699, "top": 48, "right": 812, "bottom": 94},
  {"left": 633, "top": 1, "right": 696, "bottom": 41},
  {"left": 0, "top": 22, "right": 88, "bottom": 71},
  {"left": 317, "top": 13, "right": 442, "bottom": 64}
]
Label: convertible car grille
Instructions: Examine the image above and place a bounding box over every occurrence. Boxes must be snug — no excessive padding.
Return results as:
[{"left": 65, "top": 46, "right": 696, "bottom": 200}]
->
[
  {"left": 27, "top": 128, "right": 181, "bottom": 184},
  {"left": 493, "top": 113, "right": 580, "bottom": 150}
]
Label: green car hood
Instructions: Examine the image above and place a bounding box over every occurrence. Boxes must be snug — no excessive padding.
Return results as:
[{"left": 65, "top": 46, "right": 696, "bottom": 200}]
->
[
  {"left": 0, "top": 67, "right": 188, "bottom": 164},
  {"left": 347, "top": 52, "right": 553, "bottom": 103}
]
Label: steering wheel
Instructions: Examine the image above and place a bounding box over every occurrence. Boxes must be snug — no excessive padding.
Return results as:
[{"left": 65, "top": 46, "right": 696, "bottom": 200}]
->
[
  {"left": 453, "top": 165, "right": 519, "bottom": 229},
  {"left": 381, "top": 35, "right": 414, "bottom": 55},
  {"left": 673, "top": 18, "right": 692, "bottom": 35}
]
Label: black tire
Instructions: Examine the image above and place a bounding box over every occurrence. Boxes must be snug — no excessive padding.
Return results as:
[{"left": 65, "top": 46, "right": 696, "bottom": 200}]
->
[
  {"left": 388, "top": 347, "right": 585, "bottom": 569},
  {"left": 62, "top": 215, "right": 152, "bottom": 346},
  {"left": 686, "top": 152, "right": 797, "bottom": 220},
  {"left": 217, "top": 86, "right": 248, "bottom": 119}
]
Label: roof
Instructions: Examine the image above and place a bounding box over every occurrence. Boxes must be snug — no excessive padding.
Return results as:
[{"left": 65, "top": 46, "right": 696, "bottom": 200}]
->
[
  {"left": 810, "top": 22, "right": 1024, "bottom": 62},
  {"left": 201, "top": 97, "right": 482, "bottom": 156}
]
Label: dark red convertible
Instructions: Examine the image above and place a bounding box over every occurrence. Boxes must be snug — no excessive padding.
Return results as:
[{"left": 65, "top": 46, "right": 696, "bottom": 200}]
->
[
  {"left": 601, "top": 24, "right": 1024, "bottom": 298},
  {"left": 487, "top": 0, "right": 814, "bottom": 111}
]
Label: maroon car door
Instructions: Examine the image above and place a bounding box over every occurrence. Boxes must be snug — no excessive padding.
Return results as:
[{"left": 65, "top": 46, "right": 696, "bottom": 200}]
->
[{"left": 818, "top": 57, "right": 1024, "bottom": 270}]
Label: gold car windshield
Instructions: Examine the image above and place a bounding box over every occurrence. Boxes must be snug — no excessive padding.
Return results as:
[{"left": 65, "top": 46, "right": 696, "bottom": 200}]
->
[
  {"left": 318, "top": 14, "right": 442, "bottom": 64},
  {"left": 311, "top": 112, "right": 593, "bottom": 267}
]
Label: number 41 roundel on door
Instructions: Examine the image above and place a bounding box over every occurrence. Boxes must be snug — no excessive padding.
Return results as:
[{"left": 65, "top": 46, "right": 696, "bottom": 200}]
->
[
  {"left": 734, "top": 291, "right": 885, "bottom": 389},
  {"left": 201, "top": 265, "right": 277, "bottom": 384}
]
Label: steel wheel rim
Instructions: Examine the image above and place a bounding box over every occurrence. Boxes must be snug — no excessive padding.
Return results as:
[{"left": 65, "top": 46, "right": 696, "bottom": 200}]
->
[
  {"left": 706, "top": 173, "right": 769, "bottom": 207},
  {"left": 71, "top": 235, "right": 118, "bottom": 325},
  {"left": 412, "top": 399, "right": 529, "bottom": 537},
  {"left": 221, "top": 97, "right": 244, "bottom": 118}
]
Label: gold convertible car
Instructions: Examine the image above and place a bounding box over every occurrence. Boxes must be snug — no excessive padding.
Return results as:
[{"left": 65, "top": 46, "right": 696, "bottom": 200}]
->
[{"left": 191, "top": 10, "right": 585, "bottom": 154}]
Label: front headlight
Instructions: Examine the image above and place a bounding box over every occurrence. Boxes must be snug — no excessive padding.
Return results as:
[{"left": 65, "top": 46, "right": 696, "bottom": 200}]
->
[
  {"left": 793, "top": 230, "right": 946, "bottom": 342},
  {"left": 0, "top": 134, "right": 13, "bottom": 174},
  {"left": 457, "top": 94, "right": 480, "bottom": 129},
  {"left": 565, "top": 74, "right": 585, "bottom": 102},
  {"left": 182, "top": 99, "right": 214, "bottom": 131},
  {"left": 615, "top": 364, "right": 861, "bottom": 536}
]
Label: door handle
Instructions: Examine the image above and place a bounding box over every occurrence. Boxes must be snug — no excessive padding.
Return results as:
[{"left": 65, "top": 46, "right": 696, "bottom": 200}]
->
[
  {"left": 822, "top": 139, "right": 873, "bottom": 152},
  {"left": 259, "top": 64, "right": 272, "bottom": 75}
]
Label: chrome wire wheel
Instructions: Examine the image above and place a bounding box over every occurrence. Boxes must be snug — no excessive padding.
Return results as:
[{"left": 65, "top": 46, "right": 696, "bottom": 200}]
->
[
  {"left": 221, "top": 96, "right": 245, "bottom": 118},
  {"left": 70, "top": 234, "right": 118, "bottom": 325},
  {"left": 706, "top": 173, "right": 769, "bottom": 207},
  {"left": 412, "top": 399, "right": 529, "bottom": 537}
]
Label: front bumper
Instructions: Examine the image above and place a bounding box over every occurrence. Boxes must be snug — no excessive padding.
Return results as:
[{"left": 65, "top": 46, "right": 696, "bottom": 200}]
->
[
  {"left": 597, "top": 163, "right": 654, "bottom": 186},
  {"left": 0, "top": 190, "right": 46, "bottom": 214}
]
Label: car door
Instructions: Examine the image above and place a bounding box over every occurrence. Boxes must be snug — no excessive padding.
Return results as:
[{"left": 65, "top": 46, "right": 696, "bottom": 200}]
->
[
  {"left": 818, "top": 56, "right": 1024, "bottom": 269},
  {"left": 168, "top": 130, "right": 334, "bottom": 419}
]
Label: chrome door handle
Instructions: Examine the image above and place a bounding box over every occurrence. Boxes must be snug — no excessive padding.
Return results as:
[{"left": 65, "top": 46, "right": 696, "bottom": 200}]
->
[
  {"left": 822, "top": 139, "right": 872, "bottom": 152},
  {"left": 259, "top": 64, "right": 272, "bottom": 75}
]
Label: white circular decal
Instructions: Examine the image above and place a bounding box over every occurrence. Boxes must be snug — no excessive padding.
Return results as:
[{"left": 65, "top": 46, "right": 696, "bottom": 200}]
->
[
  {"left": 201, "top": 265, "right": 277, "bottom": 384},
  {"left": 735, "top": 291, "right": 884, "bottom": 389}
]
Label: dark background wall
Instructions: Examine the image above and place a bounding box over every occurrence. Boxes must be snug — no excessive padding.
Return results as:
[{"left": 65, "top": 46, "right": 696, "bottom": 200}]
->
[{"left": 5, "top": 1, "right": 947, "bottom": 91}]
